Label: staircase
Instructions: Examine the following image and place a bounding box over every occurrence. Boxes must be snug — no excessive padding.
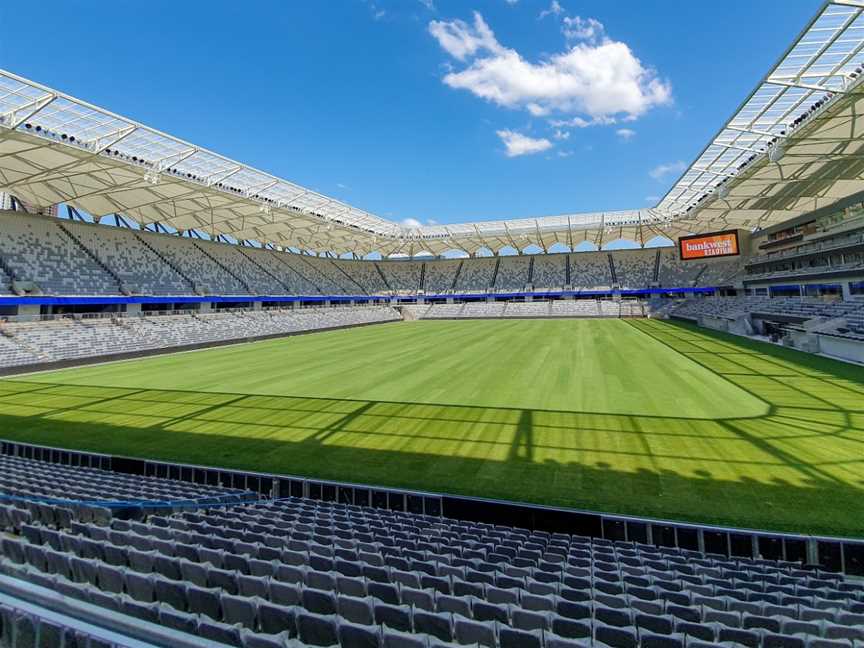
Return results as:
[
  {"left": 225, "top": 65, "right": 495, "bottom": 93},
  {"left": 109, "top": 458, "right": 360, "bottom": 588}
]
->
[
  {"left": 450, "top": 260, "right": 464, "bottom": 290},
  {"left": 419, "top": 263, "right": 426, "bottom": 292},
  {"left": 607, "top": 254, "right": 618, "bottom": 287},
  {"left": 237, "top": 248, "right": 292, "bottom": 293},
  {"left": 55, "top": 221, "right": 126, "bottom": 294},
  {"left": 0, "top": 253, "right": 15, "bottom": 293},
  {"left": 192, "top": 241, "right": 252, "bottom": 294},
  {"left": 490, "top": 257, "right": 501, "bottom": 289},
  {"left": 653, "top": 249, "right": 661, "bottom": 284},
  {"left": 4, "top": 330, "right": 52, "bottom": 361},
  {"left": 527, "top": 256, "right": 535, "bottom": 286},
  {"left": 0, "top": 253, "right": 17, "bottom": 282},
  {"left": 374, "top": 263, "right": 391, "bottom": 291},
  {"left": 564, "top": 255, "right": 571, "bottom": 286},
  {"left": 134, "top": 232, "right": 199, "bottom": 294},
  {"left": 329, "top": 260, "right": 368, "bottom": 295},
  {"left": 693, "top": 264, "right": 709, "bottom": 287}
]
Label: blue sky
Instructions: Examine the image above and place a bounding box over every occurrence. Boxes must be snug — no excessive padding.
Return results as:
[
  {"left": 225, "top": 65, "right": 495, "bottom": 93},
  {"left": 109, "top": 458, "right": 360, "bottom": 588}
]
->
[{"left": 1, "top": 0, "right": 819, "bottom": 230}]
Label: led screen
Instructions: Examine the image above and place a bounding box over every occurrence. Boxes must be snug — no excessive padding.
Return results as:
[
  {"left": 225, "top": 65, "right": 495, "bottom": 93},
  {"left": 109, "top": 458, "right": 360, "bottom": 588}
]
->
[{"left": 679, "top": 230, "right": 740, "bottom": 260}]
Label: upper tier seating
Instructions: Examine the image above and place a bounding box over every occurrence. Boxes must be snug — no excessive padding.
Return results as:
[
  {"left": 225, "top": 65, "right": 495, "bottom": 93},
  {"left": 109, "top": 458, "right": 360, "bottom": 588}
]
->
[
  {"left": 62, "top": 220, "right": 191, "bottom": 295},
  {"left": 1, "top": 486, "right": 862, "bottom": 648},
  {"left": 138, "top": 231, "right": 248, "bottom": 295},
  {"left": 698, "top": 258, "right": 743, "bottom": 286},
  {"left": 0, "top": 212, "right": 119, "bottom": 295},
  {"left": 494, "top": 256, "right": 530, "bottom": 291},
  {"left": 277, "top": 255, "right": 348, "bottom": 295},
  {"left": 194, "top": 241, "right": 285, "bottom": 295},
  {"left": 331, "top": 260, "right": 387, "bottom": 295},
  {"left": 423, "top": 260, "right": 462, "bottom": 294},
  {"left": 0, "top": 307, "right": 402, "bottom": 370},
  {"left": 531, "top": 255, "right": 566, "bottom": 291},
  {"left": 0, "top": 211, "right": 760, "bottom": 297},
  {"left": 243, "top": 248, "right": 321, "bottom": 295},
  {"left": 657, "top": 250, "right": 702, "bottom": 288},
  {"left": 379, "top": 262, "right": 422, "bottom": 295},
  {"left": 568, "top": 252, "right": 613, "bottom": 291},
  {"left": 612, "top": 250, "right": 656, "bottom": 290},
  {"left": 455, "top": 258, "right": 497, "bottom": 292},
  {"left": 0, "top": 264, "right": 15, "bottom": 295}
]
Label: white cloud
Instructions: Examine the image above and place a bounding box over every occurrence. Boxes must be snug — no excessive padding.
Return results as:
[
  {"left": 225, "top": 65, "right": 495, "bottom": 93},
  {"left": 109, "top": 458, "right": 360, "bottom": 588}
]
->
[
  {"left": 418, "top": 0, "right": 435, "bottom": 10},
  {"left": 430, "top": 12, "right": 671, "bottom": 122},
  {"left": 496, "top": 129, "right": 553, "bottom": 157},
  {"left": 504, "top": 0, "right": 519, "bottom": 4},
  {"left": 649, "top": 160, "right": 686, "bottom": 180},
  {"left": 549, "top": 116, "right": 592, "bottom": 128},
  {"left": 552, "top": 129, "right": 570, "bottom": 140},
  {"left": 557, "top": 149, "right": 573, "bottom": 158},
  {"left": 401, "top": 217, "right": 440, "bottom": 228},
  {"left": 549, "top": 115, "right": 618, "bottom": 129},
  {"left": 616, "top": 128, "right": 635, "bottom": 140},
  {"left": 539, "top": 1, "right": 564, "bottom": 20},
  {"left": 428, "top": 12, "right": 504, "bottom": 62},
  {"left": 336, "top": 182, "right": 349, "bottom": 189},
  {"left": 562, "top": 16, "right": 604, "bottom": 43},
  {"left": 645, "top": 195, "right": 660, "bottom": 202}
]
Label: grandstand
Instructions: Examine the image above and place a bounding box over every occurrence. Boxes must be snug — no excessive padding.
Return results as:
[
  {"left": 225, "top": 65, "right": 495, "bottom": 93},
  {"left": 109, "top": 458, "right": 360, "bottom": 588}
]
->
[{"left": 2, "top": 1, "right": 864, "bottom": 646}]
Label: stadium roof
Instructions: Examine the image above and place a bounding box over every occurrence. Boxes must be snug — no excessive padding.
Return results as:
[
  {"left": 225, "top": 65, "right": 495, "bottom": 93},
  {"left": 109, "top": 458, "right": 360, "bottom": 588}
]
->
[{"left": 2, "top": 0, "right": 864, "bottom": 256}]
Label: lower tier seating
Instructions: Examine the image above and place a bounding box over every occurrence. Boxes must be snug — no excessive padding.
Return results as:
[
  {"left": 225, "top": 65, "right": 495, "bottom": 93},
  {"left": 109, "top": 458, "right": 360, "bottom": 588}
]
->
[
  {"left": 0, "top": 454, "right": 255, "bottom": 515},
  {"left": 0, "top": 306, "right": 401, "bottom": 370},
  {"left": 1, "top": 489, "right": 862, "bottom": 648},
  {"left": 0, "top": 599, "right": 132, "bottom": 648},
  {"left": 411, "top": 300, "right": 644, "bottom": 320},
  {"left": 670, "top": 296, "right": 864, "bottom": 334}
]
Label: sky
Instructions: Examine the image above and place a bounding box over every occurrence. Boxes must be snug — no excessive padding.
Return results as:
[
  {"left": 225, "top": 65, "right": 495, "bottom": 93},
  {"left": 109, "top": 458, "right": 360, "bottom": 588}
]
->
[{"left": 1, "top": 0, "right": 821, "bottom": 234}]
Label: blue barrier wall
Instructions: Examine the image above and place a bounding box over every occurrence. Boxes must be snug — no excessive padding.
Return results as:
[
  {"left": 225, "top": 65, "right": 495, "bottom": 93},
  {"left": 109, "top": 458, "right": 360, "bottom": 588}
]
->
[{"left": 0, "top": 286, "right": 717, "bottom": 308}]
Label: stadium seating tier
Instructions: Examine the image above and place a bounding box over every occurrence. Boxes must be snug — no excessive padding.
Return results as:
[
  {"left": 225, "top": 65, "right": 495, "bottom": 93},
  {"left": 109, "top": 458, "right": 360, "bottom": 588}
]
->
[{"left": 1, "top": 455, "right": 863, "bottom": 648}]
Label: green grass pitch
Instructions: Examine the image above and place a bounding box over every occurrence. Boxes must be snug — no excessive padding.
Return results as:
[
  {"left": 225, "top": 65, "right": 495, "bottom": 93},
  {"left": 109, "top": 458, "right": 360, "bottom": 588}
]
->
[{"left": 1, "top": 318, "right": 863, "bottom": 537}]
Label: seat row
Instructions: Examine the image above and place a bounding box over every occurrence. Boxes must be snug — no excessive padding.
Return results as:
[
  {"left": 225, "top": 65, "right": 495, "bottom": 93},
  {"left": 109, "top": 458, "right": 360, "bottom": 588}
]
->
[
  {"left": 0, "top": 455, "right": 255, "bottom": 511},
  {"left": 2, "top": 506, "right": 864, "bottom": 645}
]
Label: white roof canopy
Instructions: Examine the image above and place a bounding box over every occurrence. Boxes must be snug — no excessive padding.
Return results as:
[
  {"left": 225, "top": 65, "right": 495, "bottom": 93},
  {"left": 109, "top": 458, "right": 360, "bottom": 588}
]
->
[{"left": 2, "top": 0, "right": 864, "bottom": 255}]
